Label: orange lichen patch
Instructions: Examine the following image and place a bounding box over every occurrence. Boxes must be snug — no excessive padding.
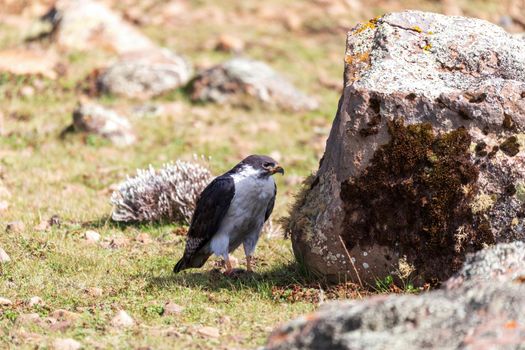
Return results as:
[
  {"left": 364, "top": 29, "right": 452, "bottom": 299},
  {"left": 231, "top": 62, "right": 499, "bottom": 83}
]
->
[
  {"left": 354, "top": 16, "right": 381, "bottom": 34},
  {"left": 266, "top": 330, "right": 292, "bottom": 346},
  {"left": 412, "top": 26, "right": 423, "bottom": 33},
  {"left": 514, "top": 275, "right": 525, "bottom": 284},
  {"left": 423, "top": 43, "right": 433, "bottom": 52},
  {"left": 304, "top": 312, "right": 318, "bottom": 321},
  {"left": 505, "top": 320, "right": 519, "bottom": 329},
  {"left": 344, "top": 52, "right": 371, "bottom": 83},
  {"left": 345, "top": 52, "right": 370, "bottom": 66}
]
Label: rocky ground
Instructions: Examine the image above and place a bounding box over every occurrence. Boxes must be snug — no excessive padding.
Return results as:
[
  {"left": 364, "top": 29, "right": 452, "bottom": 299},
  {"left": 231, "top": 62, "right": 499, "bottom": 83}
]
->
[
  {"left": 0, "top": 0, "right": 524, "bottom": 349},
  {"left": 265, "top": 242, "right": 525, "bottom": 349}
]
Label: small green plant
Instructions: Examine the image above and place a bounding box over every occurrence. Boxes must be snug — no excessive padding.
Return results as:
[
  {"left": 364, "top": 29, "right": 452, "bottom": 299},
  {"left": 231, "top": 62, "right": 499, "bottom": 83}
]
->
[
  {"left": 145, "top": 305, "right": 165, "bottom": 316},
  {"left": 1, "top": 310, "right": 18, "bottom": 322},
  {"left": 375, "top": 275, "right": 394, "bottom": 293}
]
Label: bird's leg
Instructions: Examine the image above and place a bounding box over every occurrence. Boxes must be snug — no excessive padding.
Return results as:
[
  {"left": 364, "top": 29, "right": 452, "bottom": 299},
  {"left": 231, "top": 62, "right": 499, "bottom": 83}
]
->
[
  {"left": 224, "top": 255, "right": 233, "bottom": 275},
  {"left": 246, "top": 256, "right": 254, "bottom": 272}
]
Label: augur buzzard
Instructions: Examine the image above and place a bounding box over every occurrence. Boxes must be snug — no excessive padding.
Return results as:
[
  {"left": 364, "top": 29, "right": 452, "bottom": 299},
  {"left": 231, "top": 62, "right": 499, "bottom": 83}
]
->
[{"left": 173, "top": 155, "right": 284, "bottom": 274}]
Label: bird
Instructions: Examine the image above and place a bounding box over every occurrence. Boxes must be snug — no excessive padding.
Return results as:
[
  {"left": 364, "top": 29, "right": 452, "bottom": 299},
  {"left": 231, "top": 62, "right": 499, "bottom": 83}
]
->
[{"left": 173, "top": 155, "right": 284, "bottom": 275}]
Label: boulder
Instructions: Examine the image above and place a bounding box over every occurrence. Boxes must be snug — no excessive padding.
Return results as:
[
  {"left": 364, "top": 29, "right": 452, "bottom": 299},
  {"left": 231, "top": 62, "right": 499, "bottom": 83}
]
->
[
  {"left": 97, "top": 50, "right": 191, "bottom": 99},
  {"left": 189, "top": 57, "right": 318, "bottom": 111},
  {"left": 42, "top": 0, "right": 156, "bottom": 54},
  {"left": 264, "top": 242, "right": 525, "bottom": 350},
  {"left": 72, "top": 102, "right": 136, "bottom": 146},
  {"left": 287, "top": 11, "right": 525, "bottom": 286}
]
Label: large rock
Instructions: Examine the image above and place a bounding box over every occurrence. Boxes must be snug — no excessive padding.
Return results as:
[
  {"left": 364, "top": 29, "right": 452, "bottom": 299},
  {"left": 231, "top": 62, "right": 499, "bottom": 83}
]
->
[
  {"left": 287, "top": 11, "right": 525, "bottom": 286},
  {"left": 42, "top": 0, "right": 192, "bottom": 97},
  {"left": 97, "top": 50, "right": 192, "bottom": 99},
  {"left": 0, "top": 48, "right": 59, "bottom": 80},
  {"left": 43, "top": 0, "right": 156, "bottom": 54},
  {"left": 72, "top": 102, "right": 136, "bottom": 146},
  {"left": 189, "top": 57, "right": 318, "bottom": 111},
  {"left": 264, "top": 242, "right": 525, "bottom": 350}
]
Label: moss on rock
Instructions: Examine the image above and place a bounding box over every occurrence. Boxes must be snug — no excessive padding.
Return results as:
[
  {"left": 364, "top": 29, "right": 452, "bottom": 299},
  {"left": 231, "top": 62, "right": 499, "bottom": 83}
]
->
[{"left": 340, "top": 119, "right": 494, "bottom": 282}]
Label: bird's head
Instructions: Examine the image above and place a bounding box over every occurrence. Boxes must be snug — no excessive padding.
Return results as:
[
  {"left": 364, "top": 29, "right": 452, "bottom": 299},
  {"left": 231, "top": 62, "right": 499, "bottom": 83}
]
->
[{"left": 239, "top": 155, "right": 284, "bottom": 177}]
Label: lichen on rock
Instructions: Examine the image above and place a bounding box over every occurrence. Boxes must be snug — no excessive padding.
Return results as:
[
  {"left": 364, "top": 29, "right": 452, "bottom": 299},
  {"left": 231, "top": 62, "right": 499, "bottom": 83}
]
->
[{"left": 340, "top": 118, "right": 494, "bottom": 283}]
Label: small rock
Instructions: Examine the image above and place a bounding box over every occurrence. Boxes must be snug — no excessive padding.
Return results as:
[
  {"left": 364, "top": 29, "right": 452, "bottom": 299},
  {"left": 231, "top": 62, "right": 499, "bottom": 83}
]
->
[
  {"left": 163, "top": 302, "right": 184, "bottom": 316},
  {"left": 52, "top": 338, "right": 82, "bottom": 350},
  {"left": 111, "top": 310, "right": 135, "bottom": 328},
  {"left": 20, "top": 85, "right": 35, "bottom": 97},
  {"left": 6, "top": 221, "right": 25, "bottom": 233},
  {"left": 218, "top": 315, "right": 231, "bottom": 325},
  {"left": 84, "top": 230, "right": 100, "bottom": 243},
  {"left": 0, "top": 200, "right": 8, "bottom": 212},
  {"left": 85, "top": 287, "right": 103, "bottom": 297},
  {"left": 105, "top": 235, "right": 130, "bottom": 249},
  {"left": 0, "top": 48, "right": 59, "bottom": 79},
  {"left": 0, "top": 247, "right": 11, "bottom": 263},
  {"left": 49, "top": 215, "right": 61, "bottom": 227},
  {"left": 190, "top": 58, "right": 318, "bottom": 111},
  {"left": 16, "top": 313, "right": 42, "bottom": 325},
  {"left": 135, "top": 232, "right": 152, "bottom": 244},
  {"left": 215, "top": 34, "right": 244, "bottom": 53},
  {"left": 162, "top": 327, "right": 182, "bottom": 338},
  {"left": 196, "top": 326, "right": 220, "bottom": 339},
  {"left": 15, "top": 330, "right": 43, "bottom": 343},
  {"left": 51, "top": 309, "right": 80, "bottom": 322},
  {"left": 282, "top": 12, "right": 302, "bottom": 31},
  {"left": 97, "top": 49, "right": 192, "bottom": 99},
  {"left": 35, "top": 220, "right": 50, "bottom": 231},
  {"left": 0, "top": 297, "right": 13, "bottom": 306},
  {"left": 43, "top": 317, "right": 58, "bottom": 326},
  {"left": 49, "top": 320, "right": 74, "bottom": 332},
  {"left": 72, "top": 103, "right": 136, "bottom": 147},
  {"left": 0, "top": 184, "right": 9, "bottom": 198},
  {"left": 28, "top": 296, "right": 45, "bottom": 307}
]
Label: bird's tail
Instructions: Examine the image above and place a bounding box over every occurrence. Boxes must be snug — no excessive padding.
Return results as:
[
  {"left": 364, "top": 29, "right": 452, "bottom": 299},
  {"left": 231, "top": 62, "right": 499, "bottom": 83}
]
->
[{"left": 173, "top": 258, "right": 187, "bottom": 273}]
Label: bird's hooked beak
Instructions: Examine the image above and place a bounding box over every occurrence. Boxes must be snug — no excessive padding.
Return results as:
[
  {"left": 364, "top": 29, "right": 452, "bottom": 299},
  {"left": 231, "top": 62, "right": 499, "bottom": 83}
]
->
[{"left": 270, "top": 164, "right": 285, "bottom": 175}]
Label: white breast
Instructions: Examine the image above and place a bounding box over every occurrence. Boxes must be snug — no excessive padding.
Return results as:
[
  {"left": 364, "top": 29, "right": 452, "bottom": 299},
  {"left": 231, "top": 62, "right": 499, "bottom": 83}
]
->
[{"left": 210, "top": 166, "right": 275, "bottom": 257}]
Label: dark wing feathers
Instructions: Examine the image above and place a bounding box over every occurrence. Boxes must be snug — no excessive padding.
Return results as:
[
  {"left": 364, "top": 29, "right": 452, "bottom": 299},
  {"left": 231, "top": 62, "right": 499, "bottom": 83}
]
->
[
  {"left": 174, "top": 175, "right": 235, "bottom": 272},
  {"left": 264, "top": 182, "right": 277, "bottom": 222}
]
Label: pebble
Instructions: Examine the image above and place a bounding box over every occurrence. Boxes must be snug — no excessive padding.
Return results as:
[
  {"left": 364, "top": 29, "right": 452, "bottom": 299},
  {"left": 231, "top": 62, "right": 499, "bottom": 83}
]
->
[
  {"left": 111, "top": 310, "right": 135, "bottom": 328},
  {"left": 0, "top": 247, "right": 10, "bottom": 263}
]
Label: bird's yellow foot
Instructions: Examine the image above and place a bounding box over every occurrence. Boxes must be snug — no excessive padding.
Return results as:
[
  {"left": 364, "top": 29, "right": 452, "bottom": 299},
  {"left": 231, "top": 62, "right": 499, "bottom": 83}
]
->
[{"left": 246, "top": 256, "right": 255, "bottom": 273}]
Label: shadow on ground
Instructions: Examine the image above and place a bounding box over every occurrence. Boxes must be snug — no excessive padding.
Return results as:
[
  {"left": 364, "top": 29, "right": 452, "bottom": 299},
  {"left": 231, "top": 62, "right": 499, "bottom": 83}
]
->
[{"left": 146, "top": 262, "right": 315, "bottom": 293}]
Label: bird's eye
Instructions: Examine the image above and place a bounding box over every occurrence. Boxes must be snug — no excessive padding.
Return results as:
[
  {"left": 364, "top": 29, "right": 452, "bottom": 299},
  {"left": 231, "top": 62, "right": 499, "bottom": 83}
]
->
[{"left": 263, "top": 162, "right": 274, "bottom": 168}]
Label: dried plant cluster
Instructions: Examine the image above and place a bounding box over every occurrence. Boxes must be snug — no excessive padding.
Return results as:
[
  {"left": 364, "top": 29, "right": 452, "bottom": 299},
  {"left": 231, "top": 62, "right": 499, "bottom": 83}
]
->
[{"left": 111, "top": 160, "right": 213, "bottom": 223}]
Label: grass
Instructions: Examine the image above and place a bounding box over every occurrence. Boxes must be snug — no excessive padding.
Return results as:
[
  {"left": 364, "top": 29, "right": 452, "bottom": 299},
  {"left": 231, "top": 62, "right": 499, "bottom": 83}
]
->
[{"left": 0, "top": 0, "right": 515, "bottom": 348}]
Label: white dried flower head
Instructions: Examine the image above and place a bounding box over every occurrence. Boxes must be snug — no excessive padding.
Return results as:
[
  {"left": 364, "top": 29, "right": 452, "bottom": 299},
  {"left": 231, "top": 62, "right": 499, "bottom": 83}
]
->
[{"left": 110, "top": 160, "right": 212, "bottom": 223}]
